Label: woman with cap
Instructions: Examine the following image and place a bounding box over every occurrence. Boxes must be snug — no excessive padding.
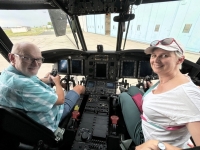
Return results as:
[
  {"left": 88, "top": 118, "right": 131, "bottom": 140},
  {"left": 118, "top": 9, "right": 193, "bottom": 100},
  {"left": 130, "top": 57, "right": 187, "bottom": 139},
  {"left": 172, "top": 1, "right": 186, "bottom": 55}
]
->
[{"left": 120, "top": 38, "right": 200, "bottom": 150}]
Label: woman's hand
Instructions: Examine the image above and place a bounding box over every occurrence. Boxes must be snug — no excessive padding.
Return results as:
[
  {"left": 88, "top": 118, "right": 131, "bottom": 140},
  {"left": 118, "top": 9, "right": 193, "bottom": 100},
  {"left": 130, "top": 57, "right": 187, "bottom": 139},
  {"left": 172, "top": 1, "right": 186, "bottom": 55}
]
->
[{"left": 135, "top": 140, "right": 182, "bottom": 150}]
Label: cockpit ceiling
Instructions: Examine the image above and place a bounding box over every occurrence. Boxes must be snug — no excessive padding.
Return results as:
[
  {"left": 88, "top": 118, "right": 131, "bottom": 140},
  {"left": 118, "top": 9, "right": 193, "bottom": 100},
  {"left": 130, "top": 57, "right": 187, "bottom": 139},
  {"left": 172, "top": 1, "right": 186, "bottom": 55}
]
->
[{"left": 0, "top": 0, "right": 181, "bottom": 11}]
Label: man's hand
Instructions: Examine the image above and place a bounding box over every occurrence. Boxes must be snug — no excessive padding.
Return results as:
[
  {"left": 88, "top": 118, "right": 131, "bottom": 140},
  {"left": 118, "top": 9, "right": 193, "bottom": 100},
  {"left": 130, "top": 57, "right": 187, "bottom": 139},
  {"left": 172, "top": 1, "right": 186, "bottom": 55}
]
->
[
  {"left": 40, "top": 72, "right": 52, "bottom": 83},
  {"left": 50, "top": 74, "right": 61, "bottom": 86}
]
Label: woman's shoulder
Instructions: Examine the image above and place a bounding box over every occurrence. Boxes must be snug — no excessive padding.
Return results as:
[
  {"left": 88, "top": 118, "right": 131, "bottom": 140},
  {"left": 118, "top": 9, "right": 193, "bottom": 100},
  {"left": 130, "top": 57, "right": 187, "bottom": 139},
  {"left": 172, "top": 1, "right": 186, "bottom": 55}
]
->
[{"left": 174, "top": 81, "right": 200, "bottom": 101}]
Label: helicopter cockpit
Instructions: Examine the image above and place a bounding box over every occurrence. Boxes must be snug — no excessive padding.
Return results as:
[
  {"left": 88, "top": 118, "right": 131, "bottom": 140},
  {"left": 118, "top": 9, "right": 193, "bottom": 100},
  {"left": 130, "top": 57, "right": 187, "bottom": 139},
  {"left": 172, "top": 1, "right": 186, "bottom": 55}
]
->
[{"left": 0, "top": 0, "right": 200, "bottom": 150}]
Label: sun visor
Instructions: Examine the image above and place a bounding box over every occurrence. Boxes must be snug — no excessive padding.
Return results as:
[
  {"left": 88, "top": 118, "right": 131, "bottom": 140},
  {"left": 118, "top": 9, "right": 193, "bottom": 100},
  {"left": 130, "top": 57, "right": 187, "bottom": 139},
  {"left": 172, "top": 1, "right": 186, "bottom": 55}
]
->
[{"left": 48, "top": 9, "right": 67, "bottom": 37}]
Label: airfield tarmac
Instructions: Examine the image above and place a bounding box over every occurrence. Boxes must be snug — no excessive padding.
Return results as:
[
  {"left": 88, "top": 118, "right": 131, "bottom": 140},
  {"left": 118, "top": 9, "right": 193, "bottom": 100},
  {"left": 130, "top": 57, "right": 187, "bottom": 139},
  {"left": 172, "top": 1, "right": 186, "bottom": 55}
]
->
[{"left": 1, "top": 31, "right": 200, "bottom": 88}]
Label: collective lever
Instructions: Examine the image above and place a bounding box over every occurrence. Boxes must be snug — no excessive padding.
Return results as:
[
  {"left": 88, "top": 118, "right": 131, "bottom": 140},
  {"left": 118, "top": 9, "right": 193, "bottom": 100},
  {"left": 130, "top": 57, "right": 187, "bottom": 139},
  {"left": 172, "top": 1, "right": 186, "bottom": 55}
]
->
[
  {"left": 110, "top": 115, "right": 119, "bottom": 135},
  {"left": 70, "top": 110, "right": 80, "bottom": 129}
]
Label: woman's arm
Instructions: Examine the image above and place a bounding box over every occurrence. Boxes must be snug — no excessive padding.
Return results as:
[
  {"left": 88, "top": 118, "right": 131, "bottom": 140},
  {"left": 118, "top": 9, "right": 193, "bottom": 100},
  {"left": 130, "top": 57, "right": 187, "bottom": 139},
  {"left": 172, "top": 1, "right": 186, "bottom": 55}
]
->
[
  {"left": 187, "top": 121, "right": 200, "bottom": 146},
  {"left": 136, "top": 122, "right": 200, "bottom": 150}
]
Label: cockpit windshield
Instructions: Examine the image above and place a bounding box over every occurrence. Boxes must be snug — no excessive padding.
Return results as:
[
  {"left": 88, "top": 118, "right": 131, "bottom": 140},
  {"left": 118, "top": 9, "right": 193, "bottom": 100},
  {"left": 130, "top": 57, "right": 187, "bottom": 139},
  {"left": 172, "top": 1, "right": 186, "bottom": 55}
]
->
[
  {"left": 1, "top": 0, "right": 200, "bottom": 77},
  {"left": 1, "top": 9, "right": 147, "bottom": 51}
]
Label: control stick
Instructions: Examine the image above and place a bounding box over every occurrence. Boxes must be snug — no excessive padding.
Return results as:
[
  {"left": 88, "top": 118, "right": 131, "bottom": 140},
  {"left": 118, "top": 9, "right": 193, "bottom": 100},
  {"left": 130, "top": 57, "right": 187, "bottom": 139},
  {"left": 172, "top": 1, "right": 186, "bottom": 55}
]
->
[
  {"left": 110, "top": 115, "right": 119, "bottom": 135},
  {"left": 50, "top": 68, "right": 57, "bottom": 77},
  {"left": 49, "top": 68, "right": 57, "bottom": 87}
]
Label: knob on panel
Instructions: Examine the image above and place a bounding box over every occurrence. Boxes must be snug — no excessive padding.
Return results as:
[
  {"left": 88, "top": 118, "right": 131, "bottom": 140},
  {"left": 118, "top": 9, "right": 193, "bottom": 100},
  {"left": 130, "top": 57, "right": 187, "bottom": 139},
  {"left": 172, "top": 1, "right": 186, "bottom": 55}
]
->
[{"left": 81, "top": 131, "right": 89, "bottom": 141}]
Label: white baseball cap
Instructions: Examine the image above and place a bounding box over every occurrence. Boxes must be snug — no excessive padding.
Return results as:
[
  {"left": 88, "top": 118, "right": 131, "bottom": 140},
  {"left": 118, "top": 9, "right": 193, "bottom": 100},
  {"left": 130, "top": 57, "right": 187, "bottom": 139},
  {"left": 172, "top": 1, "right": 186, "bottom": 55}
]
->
[{"left": 144, "top": 38, "right": 184, "bottom": 54}]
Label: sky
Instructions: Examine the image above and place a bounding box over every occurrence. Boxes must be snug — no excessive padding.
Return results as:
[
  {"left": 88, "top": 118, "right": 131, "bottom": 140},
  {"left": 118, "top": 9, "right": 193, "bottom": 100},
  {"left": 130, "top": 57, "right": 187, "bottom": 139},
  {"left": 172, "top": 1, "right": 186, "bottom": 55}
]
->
[{"left": 0, "top": 10, "right": 51, "bottom": 27}]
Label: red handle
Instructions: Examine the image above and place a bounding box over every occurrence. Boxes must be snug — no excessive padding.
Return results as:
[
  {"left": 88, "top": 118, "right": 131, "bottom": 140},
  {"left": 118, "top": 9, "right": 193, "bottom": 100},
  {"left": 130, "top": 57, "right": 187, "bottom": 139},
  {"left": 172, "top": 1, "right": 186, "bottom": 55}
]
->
[
  {"left": 72, "top": 111, "right": 80, "bottom": 120},
  {"left": 110, "top": 115, "right": 119, "bottom": 124}
]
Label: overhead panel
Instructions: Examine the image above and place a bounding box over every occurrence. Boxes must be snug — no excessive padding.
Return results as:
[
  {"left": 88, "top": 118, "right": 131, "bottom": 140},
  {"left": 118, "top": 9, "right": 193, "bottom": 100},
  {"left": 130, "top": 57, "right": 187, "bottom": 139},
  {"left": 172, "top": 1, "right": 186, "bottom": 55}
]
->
[
  {"left": 0, "top": 0, "right": 181, "bottom": 10},
  {"left": 64, "top": 0, "right": 130, "bottom": 15}
]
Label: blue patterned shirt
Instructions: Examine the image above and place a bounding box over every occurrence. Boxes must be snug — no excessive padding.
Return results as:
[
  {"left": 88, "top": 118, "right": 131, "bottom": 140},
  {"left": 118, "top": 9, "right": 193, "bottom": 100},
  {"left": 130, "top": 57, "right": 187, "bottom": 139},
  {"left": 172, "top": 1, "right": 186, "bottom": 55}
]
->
[{"left": 0, "top": 65, "right": 64, "bottom": 131}]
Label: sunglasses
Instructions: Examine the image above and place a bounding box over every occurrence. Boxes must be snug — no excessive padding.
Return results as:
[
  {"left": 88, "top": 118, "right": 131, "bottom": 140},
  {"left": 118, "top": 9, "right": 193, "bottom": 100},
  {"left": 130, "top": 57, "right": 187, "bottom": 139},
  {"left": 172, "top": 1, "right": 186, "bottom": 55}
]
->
[{"left": 150, "top": 38, "right": 183, "bottom": 54}]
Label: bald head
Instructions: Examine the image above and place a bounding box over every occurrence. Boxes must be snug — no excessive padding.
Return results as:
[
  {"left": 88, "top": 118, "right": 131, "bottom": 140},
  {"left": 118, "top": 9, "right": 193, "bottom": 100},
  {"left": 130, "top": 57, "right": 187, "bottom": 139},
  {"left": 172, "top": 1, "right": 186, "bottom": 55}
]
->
[
  {"left": 11, "top": 42, "right": 41, "bottom": 55},
  {"left": 9, "top": 42, "right": 43, "bottom": 77}
]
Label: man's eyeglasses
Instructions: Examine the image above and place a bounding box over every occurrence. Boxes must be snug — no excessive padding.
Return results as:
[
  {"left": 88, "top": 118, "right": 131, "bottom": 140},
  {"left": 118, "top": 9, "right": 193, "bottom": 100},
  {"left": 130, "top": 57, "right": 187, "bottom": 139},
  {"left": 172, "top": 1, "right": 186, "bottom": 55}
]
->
[
  {"left": 13, "top": 54, "right": 44, "bottom": 63},
  {"left": 150, "top": 38, "right": 183, "bottom": 54}
]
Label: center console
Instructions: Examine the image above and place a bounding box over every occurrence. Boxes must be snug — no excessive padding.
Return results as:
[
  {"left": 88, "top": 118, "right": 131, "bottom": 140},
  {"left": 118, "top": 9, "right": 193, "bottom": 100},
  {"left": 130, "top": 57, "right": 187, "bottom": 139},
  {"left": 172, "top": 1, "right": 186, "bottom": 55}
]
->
[{"left": 64, "top": 78, "right": 123, "bottom": 150}]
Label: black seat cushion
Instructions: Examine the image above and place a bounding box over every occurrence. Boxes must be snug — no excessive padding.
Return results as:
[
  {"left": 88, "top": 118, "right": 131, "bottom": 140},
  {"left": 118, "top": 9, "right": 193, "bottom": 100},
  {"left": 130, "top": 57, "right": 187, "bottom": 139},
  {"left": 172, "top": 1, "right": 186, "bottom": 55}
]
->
[{"left": 0, "top": 106, "right": 57, "bottom": 147}]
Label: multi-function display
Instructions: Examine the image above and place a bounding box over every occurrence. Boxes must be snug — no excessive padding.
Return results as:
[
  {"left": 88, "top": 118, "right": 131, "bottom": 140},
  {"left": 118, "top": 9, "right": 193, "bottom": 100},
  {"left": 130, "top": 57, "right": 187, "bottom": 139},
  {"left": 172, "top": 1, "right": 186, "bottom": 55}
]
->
[
  {"left": 121, "top": 60, "right": 136, "bottom": 78},
  {"left": 58, "top": 59, "right": 68, "bottom": 74},
  {"left": 95, "top": 63, "right": 107, "bottom": 78},
  {"left": 138, "top": 61, "right": 153, "bottom": 78},
  {"left": 71, "top": 59, "right": 83, "bottom": 75}
]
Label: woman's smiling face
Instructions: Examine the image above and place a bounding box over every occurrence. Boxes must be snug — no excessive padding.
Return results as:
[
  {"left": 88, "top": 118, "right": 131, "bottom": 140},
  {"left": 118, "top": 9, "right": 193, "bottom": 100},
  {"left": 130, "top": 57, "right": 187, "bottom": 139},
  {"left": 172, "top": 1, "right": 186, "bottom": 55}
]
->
[{"left": 150, "top": 48, "right": 179, "bottom": 75}]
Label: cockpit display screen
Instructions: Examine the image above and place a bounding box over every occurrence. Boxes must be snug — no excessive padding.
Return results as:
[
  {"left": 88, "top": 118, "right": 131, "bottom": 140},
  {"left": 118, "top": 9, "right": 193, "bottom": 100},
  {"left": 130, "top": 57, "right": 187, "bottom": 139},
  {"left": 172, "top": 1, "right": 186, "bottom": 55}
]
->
[
  {"left": 58, "top": 60, "right": 68, "bottom": 74},
  {"left": 121, "top": 61, "right": 136, "bottom": 77},
  {"left": 87, "top": 81, "right": 95, "bottom": 88},
  {"left": 138, "top": 61, "right": 153, "bottom": 78},
  {"left": 95, "top": 63, "right": 107, "bottom": 78},
  {"left": 71, "top": 59, "right": 83, "bottom": 74},
  {"left": 106, "top": 82, "right": 115, "bottom": 89}
]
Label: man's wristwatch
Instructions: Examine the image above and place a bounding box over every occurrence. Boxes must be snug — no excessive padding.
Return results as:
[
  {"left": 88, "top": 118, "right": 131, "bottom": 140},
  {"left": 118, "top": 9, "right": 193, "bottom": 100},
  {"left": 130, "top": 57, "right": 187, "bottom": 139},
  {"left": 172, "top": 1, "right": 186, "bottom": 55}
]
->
[{"left": 158, "top": 141, "right": 166, "bottom": 150}]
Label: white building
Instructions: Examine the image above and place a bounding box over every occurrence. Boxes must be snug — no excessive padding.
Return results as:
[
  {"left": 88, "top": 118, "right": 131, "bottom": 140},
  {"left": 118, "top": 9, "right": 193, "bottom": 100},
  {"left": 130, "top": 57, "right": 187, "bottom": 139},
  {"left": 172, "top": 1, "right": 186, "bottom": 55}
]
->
[{"left": 11, "top": 26, "right": 31, "bottom": 33}]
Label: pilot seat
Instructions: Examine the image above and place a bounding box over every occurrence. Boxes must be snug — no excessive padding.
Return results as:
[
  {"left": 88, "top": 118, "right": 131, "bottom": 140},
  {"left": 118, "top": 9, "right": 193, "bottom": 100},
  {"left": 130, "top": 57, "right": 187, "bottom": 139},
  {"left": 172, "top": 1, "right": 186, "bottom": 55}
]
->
[
  {"left": 0, "top": 105, "right": 71, "bottom": 150},
  {"left": 118, "top": 86, "right": 144, "bottom": 149}
]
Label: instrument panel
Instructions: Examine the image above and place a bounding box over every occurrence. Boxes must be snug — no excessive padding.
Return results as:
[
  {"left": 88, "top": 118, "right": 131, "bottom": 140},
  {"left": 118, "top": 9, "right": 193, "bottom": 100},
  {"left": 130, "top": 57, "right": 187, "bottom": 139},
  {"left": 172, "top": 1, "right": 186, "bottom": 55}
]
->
[
  {"left": 86, "top": 80, "right": 116, "bottom": 95},
  {"left": 52, "top": 51, "right": 153, "bottom": 81}
]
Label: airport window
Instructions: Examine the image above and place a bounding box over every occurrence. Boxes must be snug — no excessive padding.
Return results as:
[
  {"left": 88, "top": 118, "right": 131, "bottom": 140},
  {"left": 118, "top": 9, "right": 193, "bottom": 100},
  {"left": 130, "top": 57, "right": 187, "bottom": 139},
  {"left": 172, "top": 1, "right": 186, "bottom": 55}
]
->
[
  {"left": 154, "top": 24, "right": 160, "bottom": 32},
  {"left": 182, "top": 24, "right": 192, "bottom": 33},
  {"left": 137, "top": 25, "right": 141, "bottom": 31}
]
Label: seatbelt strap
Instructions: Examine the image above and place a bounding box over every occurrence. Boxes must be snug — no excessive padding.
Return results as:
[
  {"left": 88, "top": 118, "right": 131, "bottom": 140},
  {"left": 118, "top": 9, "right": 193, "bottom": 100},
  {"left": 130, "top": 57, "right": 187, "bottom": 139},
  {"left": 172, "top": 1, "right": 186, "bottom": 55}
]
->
[{"left": 143, "top": 81, "right": 159, "bottom": 97}]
